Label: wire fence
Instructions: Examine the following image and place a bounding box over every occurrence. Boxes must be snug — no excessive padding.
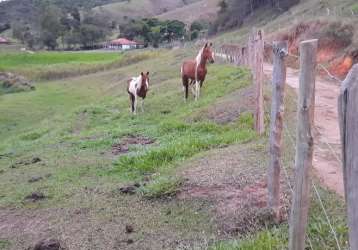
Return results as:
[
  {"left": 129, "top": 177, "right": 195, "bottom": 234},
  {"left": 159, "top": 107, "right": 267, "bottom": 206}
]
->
[{"left": 214, "top": 36, "right": 347, "bottom": 249}]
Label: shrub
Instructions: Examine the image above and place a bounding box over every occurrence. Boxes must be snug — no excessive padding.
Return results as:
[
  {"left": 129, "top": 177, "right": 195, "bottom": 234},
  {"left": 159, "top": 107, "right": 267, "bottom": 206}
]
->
[{"left": 321, "top": 22, "right": 354, "bottom": 47}]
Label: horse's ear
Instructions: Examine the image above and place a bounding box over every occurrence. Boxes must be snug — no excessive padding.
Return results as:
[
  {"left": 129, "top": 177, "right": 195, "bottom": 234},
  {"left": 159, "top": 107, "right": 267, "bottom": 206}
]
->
[
  {"left": 141, "top": 72, "right": 144, "bottom": 76},
  {"left": 209, "top": 42, "right": 213, "bottom": 47},
  {"left": 204, "top": 43, "right": 208, "bottom": 48},
  {"left": 146, "top": 72, "right": 150, "bottom": 76}
]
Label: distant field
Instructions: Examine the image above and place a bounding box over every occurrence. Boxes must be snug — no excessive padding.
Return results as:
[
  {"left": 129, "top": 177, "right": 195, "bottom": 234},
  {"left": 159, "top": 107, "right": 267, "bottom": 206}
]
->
[
  {"left": 0, "top": 52, "right": 120, "bottom": 68},
  {"left": 0, "top": 51, "right": 124, "bottom": 80}
]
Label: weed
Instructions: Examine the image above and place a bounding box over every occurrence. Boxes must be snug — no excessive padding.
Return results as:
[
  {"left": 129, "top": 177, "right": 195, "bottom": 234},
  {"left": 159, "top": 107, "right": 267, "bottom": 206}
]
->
[
  {"left": 139, "top": 176, "right": 183, "bottom": 199},
  {"left": 320, "top": 22, "right": 354, "bottom": 47},
  {"left": 0, "top": 239, "right": 11, "bottom": 249},
  {"left": 210, "top": 227, "right": 286, "bottom": 250},
  {"left": 351, "top": 3, "right": 358, "bottom": 14},
  {"left": 20, "top": 130, "right": 48, "bottom": 141}
]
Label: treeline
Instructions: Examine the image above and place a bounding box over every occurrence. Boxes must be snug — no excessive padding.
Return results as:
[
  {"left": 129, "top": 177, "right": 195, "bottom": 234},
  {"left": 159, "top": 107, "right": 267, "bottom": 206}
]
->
[
  {"left": 120, "top": 18, "right": 207, "bottom": 47},
  {"left": 11, "top": 4, "right": 112, "bottom": 50},
  {"left": 210, "top": 0, "right": 299, "bottom": 33},
  {"left": 2, "top": 0, "right": 207, "bottom": 50},
  {"left": 0, "top": 0, "right": 122, "bottom": 25}
]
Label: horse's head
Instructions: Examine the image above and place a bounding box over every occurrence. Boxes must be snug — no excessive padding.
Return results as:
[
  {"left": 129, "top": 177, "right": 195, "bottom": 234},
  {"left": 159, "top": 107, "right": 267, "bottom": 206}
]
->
[
  {"left": 140, "top": 71, "right": 150, "bottom": 89},
  {"left": 203, "top": 43, "right": 215, "bottom": 64}
]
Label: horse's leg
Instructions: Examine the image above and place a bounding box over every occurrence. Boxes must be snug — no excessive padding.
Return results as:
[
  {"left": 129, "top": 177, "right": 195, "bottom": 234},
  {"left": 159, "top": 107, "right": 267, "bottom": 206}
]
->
[
  {"left": 195, "top": 80, "right": 200, "bottom": 101},
  {"left": 190, "top": 80, "right": 196, "bottom": 96},
  {"left": 133, "top": 95, "right": 137, "bottom": 114},
  {"left": 141, "top": 98, "right": 144, "bottom": 113},
  {"left": 129, "top": 93, "right": 135, "bottom": 113},
  {"left": 182, "top": 77, "right": 189, "bottom": 102}
]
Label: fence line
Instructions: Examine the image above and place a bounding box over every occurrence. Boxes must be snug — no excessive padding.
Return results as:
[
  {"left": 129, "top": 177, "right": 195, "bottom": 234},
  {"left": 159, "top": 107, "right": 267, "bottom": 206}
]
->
[
  {"left": 214, "top": 32, "right": 346, "bottom": 250},
  {"left": 284, "top": 123, "right": 342, "bottom": 250},
  {"left": 283, "top": 124, "right": 314, "bottom": 250}
]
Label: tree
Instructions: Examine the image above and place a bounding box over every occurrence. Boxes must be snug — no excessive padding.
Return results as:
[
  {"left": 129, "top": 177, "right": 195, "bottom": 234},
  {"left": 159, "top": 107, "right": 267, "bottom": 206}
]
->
[
  {"left": 218, "top": 0, "right": 228, "bottom": 13},
  {"left": 38, "top": 4, "right": 65, "bottom": 49},
  {"left": 79, "top": 24, "right": 106, "bottom": 48}
]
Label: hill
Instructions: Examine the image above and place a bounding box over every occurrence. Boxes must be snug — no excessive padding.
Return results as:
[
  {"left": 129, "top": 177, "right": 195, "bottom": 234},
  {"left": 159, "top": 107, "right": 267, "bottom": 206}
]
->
[
  {"left": 94, "top": 0, "right": 202, "bottom": 23},
  {"left": 156, "top": 0, "right": 221, "bottom": 24},
  {"left": 0, "top": 0, "right": 125, "bottom": 24}
]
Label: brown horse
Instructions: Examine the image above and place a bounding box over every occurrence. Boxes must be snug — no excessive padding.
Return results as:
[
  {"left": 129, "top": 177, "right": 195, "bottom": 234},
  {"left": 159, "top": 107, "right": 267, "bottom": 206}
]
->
[{"left": 181, "top": 43, "right": 215, "bottom": 101}]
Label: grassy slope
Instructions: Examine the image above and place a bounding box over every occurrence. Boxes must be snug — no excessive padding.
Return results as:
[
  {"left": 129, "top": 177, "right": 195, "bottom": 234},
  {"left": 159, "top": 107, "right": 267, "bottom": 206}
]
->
[
  {"left": 0, "top": 48, "right": 349, "bottom": 250},
  {"left": 212, "top": 0, "right": 358, "bottom": 46},
  {"left": 0, "top": 48, "right": 258, "bottom": 249},
  {"left": 94, "top": 0, "right": 200, "bottom": 22},
  {"left": 156, "top": 0, "right": 220, "bottom": 24}
]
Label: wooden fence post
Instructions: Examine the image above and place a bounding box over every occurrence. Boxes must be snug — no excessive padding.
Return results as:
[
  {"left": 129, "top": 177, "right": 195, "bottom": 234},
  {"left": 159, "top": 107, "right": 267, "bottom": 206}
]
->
[
  {"left": 253, "top": 29, "right": 265, "bottom": 135},
  {"left": 338, "top": 64, "right": 358, "bottom": 250},
  {"left": 248, "top": 28, "right": 256, "bottom": 70},
  {"left": 288, "top": 39, "right": 318, "bottom": 250},
  {"left": 268, "top": 41, "right": 288, "bottom": 220}
]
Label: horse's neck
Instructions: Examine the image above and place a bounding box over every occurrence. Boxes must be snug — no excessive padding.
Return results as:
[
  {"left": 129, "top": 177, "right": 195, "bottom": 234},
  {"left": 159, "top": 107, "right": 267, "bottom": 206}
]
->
[
  {"left": 195, "top": 51, "right": 207, "bottom": 69},
  {"left": 136, "top": 76, "right": 143, "bottom": 88}
]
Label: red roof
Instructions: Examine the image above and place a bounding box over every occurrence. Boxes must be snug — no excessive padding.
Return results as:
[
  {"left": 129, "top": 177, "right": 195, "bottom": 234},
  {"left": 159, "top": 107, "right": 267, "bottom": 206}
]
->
[
  {"left": 0, "top": 37, "right": 9, "bottom": 44},
  {"left": 110, "top": 38, "right": 143, "bottom": 45}
]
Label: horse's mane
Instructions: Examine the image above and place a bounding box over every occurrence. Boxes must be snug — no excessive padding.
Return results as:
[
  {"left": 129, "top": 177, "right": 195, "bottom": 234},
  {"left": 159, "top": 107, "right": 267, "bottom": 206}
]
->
[{"left": 195, "top": 46, "right": 204, "bottom": 66}]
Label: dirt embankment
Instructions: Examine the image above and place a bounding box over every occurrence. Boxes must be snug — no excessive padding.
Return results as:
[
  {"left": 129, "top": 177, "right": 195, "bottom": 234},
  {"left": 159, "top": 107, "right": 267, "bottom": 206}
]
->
[{"left": 268, "top": 20, "right": 358, "bottom": 78}]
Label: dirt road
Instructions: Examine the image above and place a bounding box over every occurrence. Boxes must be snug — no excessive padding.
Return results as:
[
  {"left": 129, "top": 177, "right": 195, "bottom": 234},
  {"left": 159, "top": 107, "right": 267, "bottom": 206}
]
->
[{"left": 264, "top": 64, "right": 344, "bottom": 196}]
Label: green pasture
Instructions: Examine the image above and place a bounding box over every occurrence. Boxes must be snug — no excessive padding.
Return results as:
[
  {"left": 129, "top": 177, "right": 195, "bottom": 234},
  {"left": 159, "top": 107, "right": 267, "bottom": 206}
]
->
[{"left": 0, "top": 48, "right": 348, "bottom": 249}]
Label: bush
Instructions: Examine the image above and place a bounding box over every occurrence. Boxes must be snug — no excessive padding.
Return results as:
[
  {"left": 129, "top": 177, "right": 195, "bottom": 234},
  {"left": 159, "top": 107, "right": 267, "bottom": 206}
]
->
[{"left": 321, "top": 22, "right": 354, "bottom": 47}]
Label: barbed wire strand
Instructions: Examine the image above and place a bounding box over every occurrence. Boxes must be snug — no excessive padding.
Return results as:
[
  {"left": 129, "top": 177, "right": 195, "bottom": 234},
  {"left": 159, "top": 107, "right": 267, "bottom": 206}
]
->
[
  {"left": 313, "top": 126, "right": 343, "bottom": 165},
  {"left": 318, "top": 64, "right": 343, "bottom": 83},
  {"left": 218, "top": 39, "right": 344, "bottom": 250},
  {"left": 284, "top": 123, "right": 342, "bottom": 250},
  {"left": 282, "top": 127, "right": 315, "bottom": 250},
  {"left": 312, "top": 181, "right": 342, "bottom": 250},
  {"left": 282, "top": 124, "right": 313, "bottom": 250}
]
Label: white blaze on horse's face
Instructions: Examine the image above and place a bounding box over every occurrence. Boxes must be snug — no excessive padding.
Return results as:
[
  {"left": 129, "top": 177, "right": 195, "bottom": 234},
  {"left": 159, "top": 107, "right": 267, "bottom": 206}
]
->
[{"left": 211, "top": 51, "right": 215, "bottom": 64}]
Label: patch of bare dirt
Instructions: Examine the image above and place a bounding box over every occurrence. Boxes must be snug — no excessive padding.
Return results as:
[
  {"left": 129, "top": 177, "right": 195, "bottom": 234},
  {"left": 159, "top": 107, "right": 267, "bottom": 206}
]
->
[
  {"left": 112, "top": 135, "right": 155, "bottom": 155},
  {"left": 0, "top": 197, "right": 212, "bottom": 250},
  {"left": 178, "top": 143, "right": 291, "bottom": 235},
  {"left": 189, "top": 86, "right": 255, "bottom": 124},
  {"left": 29, "top": 238, "right": 66, "bottom": 250},
  {"left": 10, "top": 157, "right": 42, "bottom": 169}
]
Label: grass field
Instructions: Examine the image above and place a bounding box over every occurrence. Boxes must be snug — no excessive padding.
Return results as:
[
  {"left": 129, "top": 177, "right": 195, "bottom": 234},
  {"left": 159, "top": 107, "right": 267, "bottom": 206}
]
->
[
  {"left": 0, "top": 51, "right": 125, "bottom": 80},
  {"left": 0, "top": 45, "right": 348, "bottom": 249}
]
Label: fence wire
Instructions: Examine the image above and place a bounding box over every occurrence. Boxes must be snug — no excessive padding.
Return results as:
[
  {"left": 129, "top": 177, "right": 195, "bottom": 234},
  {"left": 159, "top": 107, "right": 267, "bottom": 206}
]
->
[
  {"left": 215, "top": 39, "right": 346, "bottom": 249},
  {"left": 284, "top": 121, "right": 343, "bottom": 250}
]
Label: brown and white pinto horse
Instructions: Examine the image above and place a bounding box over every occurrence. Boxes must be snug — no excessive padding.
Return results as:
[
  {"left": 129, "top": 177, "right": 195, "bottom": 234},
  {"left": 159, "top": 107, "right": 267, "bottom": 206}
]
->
[
  {"left": 127, "top": 72, "right": 149, "bottom": 114},
  {"left": 181, "top": 42, "right": 215, "bottom": 101}
]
